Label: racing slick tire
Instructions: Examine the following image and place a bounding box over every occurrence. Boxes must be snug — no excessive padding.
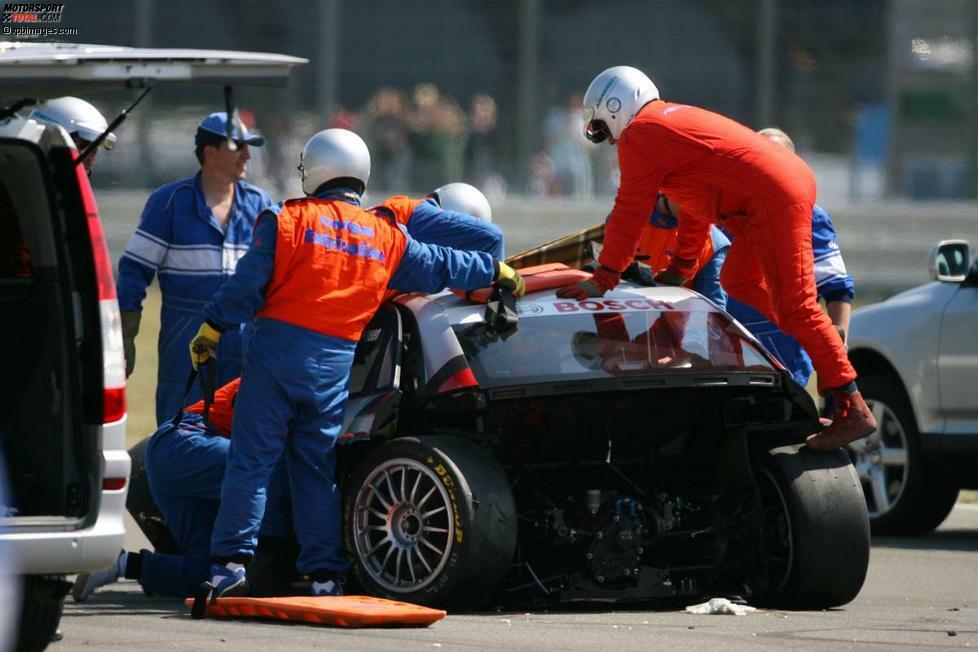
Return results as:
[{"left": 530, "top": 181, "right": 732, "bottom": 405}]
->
[
  {"left": 847, "top": 374, "right": 959, "bottom": 536},
  {"left": 344, "top": 435, "right": 516, "bottom": 608},
  {"left": 751, "top": 445, "right": 870, "bottom": 609}
]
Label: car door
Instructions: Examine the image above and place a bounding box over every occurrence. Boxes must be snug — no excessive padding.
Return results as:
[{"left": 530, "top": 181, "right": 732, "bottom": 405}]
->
[
  {"left": 342, "top": 304, "right": 403, "bottom": 439},
  {"left": 937, "top": 257, "right": 978, "bottom": 437}
]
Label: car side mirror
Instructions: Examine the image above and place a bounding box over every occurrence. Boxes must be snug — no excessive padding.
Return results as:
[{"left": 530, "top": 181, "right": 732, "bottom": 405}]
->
[{"left": 929, "top": 240, "right": 971, "bottom": 282}]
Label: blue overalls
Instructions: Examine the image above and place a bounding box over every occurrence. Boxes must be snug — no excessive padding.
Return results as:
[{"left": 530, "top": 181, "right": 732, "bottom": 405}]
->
[
  {"left": 372, "top": 196, "right": 506, "bottom": 259},
  {"left": 726, "top": 204, "right": 855, "bottom": 386},
  {"left": 203, "top": 189, "right": 497, "bottom": 576},
  {"left": 117, "top": 172, "right": 272, "bottom": 424},
  {"left": 140, "top": 412, "right": 291, "bottom": 597}
]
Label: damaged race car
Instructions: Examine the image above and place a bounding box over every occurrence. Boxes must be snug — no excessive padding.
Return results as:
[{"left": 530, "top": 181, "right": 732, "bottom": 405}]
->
[{"left": 128, "top": 264, "right": 870, "bottom": 609}]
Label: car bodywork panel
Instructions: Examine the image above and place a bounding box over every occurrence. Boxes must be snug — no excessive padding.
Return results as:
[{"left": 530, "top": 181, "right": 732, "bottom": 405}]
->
[{"left": 849, "top": 281, "right": 959, "bottom": 437}]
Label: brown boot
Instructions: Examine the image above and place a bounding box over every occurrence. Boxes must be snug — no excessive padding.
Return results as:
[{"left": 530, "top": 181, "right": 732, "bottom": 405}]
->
[{"left": 806, "top": 389, "right": 877, "bottom": 451}]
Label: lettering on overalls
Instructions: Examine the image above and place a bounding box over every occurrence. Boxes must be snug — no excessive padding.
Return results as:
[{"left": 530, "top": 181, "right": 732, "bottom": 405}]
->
[{"left": 304, "top": 216, "right": 386, "bottom": 262}]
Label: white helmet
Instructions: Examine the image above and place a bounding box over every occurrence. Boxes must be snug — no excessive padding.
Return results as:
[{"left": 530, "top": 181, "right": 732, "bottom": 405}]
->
[
  {"left": 30, "top": 97, "right": 116, "bottom": 150},
  {"left": 429, "top": 182, "right": 492, "bottom": 222},
  {"left": 582, "top": 66, "right": 659, "bottom": 143},
  {"left": 299, "top": 128, "right": 371, "bottom": 196}
]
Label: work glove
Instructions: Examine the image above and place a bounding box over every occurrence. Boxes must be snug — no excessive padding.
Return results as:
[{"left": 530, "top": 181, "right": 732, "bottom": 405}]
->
[
  {"left": 621, "top": 261, "right": 656, "bottom": 286},
  {"left": 556, "top": 265, "right": 621, "bottom": 301},
  {"left": 493, "top": 261, "right": 526, "bottom": 297},
  {"left": 120, "top": 310, "right": 141, "bottom": 378},
  {"left": 189, "top": 322, "right": 222, "bottom": 371},
  {"left": 654, "top": 256, "right": 697, "bottom": 287}
]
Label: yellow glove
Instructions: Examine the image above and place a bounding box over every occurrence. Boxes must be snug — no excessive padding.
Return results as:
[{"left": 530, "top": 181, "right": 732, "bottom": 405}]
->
[
  {"left": 189, "top": 322, "right": 221, "bottom": 371},
  {"left": 494, "top": 261, "right": 526, "bottom": 297}
]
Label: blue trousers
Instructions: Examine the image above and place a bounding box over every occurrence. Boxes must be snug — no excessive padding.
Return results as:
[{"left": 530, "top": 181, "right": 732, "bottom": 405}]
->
[
  {"left": 142, "top": 413, "right": 291, "bottom": 597},
  {"left": 692, "top": 246, "right": 729, "bottom": 310},
  {"left": 726, "top": 297, "right": 814, "bottom": 387},
  {"left": 155, "top": 297, "right": 249, "bottom": 425},
  {"left": 211, "top": 318, "right": 352, "bottom": 575}
]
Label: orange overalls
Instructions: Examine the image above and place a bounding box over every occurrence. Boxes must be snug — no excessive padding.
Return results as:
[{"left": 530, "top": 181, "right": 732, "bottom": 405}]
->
[
  {"left": 633, "top": 215, "right": 716, "bottom": 279},
  {"left": 600, "top": 101, "right": 854, "bottom": 393},
  {"left": 184, "top": 377, "right": 240, "bottom": 438}
]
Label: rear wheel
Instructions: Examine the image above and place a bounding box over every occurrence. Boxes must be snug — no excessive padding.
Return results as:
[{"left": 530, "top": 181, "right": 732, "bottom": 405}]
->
[
  {"left": 750, "top": 445, "right": 870, "bottom": 609},
  {"left": 848, "top": 374, "right": 959, "bottom": 535},
  {"left": 344, "top": 436, "right": 516, "bottom": 608}
]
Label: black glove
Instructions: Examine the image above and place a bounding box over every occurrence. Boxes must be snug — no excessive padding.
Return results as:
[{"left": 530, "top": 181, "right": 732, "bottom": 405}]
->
[
  {"left": 120, "top": 311, "right": 141, "bottom": 378},
  {"left": 622, "top": 261, "right": 656, "bottom": 286}
]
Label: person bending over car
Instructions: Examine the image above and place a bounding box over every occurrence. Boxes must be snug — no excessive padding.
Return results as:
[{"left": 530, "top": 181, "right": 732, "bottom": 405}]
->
[
  {"left": 557, "top": 65, "right": 875, "bottom": 452},
  {"left": 371, "top": 181, "right": 504, "bottom": 259},
  {"left": 117, "top": 112, "right": 273, "bottom": 425},
  {"left": 189, "top": 128, "right": 525, "bottom": 599},
  {"left": 623, "top": 194, "right": 730, "bottom": 308},
  {"left": 724, "top": 127, "right": 855, "bottom": 388},
  {"left": 72, "top": 379, "right": 294, "bottom": 601}
]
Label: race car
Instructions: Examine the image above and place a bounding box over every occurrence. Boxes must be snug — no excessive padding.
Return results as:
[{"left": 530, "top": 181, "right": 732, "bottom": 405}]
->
[{"left": 128, "top": 264, "right": 870, "bottom": 609}]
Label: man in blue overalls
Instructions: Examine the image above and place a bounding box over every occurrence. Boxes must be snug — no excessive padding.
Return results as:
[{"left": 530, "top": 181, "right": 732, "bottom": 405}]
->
[
  {"left": 190, "top": 129, "right": 524, "bottom": 598},
  {"left": 117, "top": 113, "right": 273, "bottom": 424}
]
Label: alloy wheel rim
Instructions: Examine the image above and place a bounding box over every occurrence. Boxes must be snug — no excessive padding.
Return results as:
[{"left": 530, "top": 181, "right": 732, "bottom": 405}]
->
[
  {"left": 847, "top": 399, "right": 909, "bottom": 518},
  {"left": 352, "top": 458, "right": 455, "bottom": 593}
]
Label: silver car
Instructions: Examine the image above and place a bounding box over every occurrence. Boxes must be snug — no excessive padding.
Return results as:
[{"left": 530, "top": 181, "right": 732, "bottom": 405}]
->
[{"left": 848, "top": 240, "right": 978, "bottom": 534}]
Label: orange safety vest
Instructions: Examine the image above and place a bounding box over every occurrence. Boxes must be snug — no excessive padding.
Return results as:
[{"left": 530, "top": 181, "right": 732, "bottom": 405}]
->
[
  {"left": 258, "top": 198, "right": 409, "bottom": 341},
  {"left": 370, "top": 195, "right": 424, "bottom": 227},
  {"left": 185, "top": 377, "right": 240, "bottom": 438}
]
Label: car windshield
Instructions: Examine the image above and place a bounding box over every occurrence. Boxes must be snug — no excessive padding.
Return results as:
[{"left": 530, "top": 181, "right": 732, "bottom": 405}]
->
[{"left": 453, "top": 306, "right": 775, "bottom": 389}]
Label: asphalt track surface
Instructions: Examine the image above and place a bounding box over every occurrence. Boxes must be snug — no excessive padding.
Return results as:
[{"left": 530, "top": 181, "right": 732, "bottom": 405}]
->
[{"left": 57, "top": 505, "right": 978, "bottom": 651}]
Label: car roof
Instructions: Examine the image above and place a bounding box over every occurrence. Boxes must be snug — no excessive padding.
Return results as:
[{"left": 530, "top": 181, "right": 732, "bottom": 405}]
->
[
  {"left": 0, "top": 42, "right": 307, "bottom": 99},
  {"left": 431, "top": 283, "right": 723, "bottom": 326}
]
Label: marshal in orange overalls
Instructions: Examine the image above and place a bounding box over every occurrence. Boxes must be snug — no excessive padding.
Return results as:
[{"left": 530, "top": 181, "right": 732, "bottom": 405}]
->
[{"left": 598, "top": 101, "right": 854, "bottom": 394}]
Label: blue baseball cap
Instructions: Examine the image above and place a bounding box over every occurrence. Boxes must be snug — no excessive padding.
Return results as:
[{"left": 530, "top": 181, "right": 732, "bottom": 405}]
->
[{"left": 195, "top": 112, "right": 265, "bottom": 147}]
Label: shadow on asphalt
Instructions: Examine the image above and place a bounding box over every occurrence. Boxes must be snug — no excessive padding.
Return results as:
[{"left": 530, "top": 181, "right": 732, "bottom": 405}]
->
[
  {"left": 66, "top": 590, "right": 186, "bottom": 618},
  {"left": 872, "top": 528, "right": 978, "bottom": 552}
]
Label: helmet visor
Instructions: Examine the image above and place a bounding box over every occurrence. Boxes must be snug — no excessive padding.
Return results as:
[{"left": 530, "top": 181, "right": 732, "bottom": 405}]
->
[{"left": 585, "top": 118, "right": 611, "bottom": 144}]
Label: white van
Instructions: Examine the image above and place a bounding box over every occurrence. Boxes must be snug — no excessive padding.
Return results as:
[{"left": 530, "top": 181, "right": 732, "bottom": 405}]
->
[{"left": 0, "top": 42, "right": 304, "bottom": 651}]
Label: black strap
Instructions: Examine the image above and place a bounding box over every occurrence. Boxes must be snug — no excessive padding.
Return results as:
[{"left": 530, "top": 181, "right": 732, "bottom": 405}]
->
[
  {"left": 484, "top": 286, "right": 519, "bottom": 334},
  {"left": 169, "top": 369, "right": 199, "bottom": 427},
  {"left": 168, "top": 360, "right": 217, "bottom": 427},
  {"left": 199, "top": 359, "right": 217, "bottom": 425}
]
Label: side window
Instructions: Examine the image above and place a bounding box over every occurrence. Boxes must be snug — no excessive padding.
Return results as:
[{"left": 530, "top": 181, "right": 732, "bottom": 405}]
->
[
  {"left": 0, "top": 184, "right": 33, "bottom": 280},
  {"left": 348, "top": 303, "right": 401, "bottom": 397}
]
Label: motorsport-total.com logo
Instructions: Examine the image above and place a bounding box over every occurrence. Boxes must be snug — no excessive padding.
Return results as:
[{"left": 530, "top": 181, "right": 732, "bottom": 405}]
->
[
  {"left": 1, "top": 3, "right": 64, "bottom": 23},
  {"left": 2, "top": 3, "right": 78, "bottom": 38}
]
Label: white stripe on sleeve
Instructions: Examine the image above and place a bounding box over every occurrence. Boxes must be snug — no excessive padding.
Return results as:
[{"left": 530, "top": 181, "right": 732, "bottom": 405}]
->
[
  {"left": 122, "top": 229, "right": 168, "bottom": 269},
  {"left": 814, "top": 250, "right": 849, "bottom": 286},
  {"left": 159, "top": 247, "right": 223, "bottom": 274}
]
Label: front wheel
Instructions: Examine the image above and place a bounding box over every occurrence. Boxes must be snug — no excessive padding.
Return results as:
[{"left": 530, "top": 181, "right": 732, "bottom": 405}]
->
[
  {"left": 749, "top": 445, "right": 870, "bottom": 609},
  {"left": 344, "top": 436, "right": 516, "bottom": 608},
  {"left": 847, "top": 374, "right": 959, "bottom": 535}
]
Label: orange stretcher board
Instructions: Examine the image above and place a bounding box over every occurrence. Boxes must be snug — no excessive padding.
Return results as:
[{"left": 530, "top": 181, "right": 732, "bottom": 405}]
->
[{"left": 184, "top": 595, "right": 447, "bottom": 628}]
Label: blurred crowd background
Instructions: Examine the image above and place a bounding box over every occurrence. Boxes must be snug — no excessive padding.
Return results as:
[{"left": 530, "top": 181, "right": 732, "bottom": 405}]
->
[{"left": 73, "top": 0, "right": 976, "bottom": 203}]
